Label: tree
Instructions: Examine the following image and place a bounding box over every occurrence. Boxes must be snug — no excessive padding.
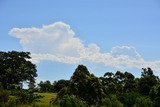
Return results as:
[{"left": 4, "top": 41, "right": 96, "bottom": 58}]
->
[
  {"left": 114, "top": 71, "right": 125, "bottom": 84},
  {"left": 103, "top": 72, "right": 115, "bottom": 85},
  {"left": 134, "top": 96, "right": 154, "bottom": 107},
  {"left": 53, "top": 79, "right": 70, "bottom": 92},
  {"left": 38, "top": 80, "right": 53, "bottom": 92},
  {"left": 101, "top": 72, "right": 116, "bottom": 95},
  {"left": 70, "top": 65, "right": 104, "bottom": 105},
  {"left": 141, "top": 68, "right": 155, "bottom": 77},
  {"left": 123, "top": 72, "right": 137, "bottom": 93},
  {"left": 138, "top": 68, "right": 158, "bottom": 95},
  {"left": 114, "top": 71, "right": 125, "bottom": 93},
  {"left": 102, "top": 95, "right": 123, "bottom": 107},
  {"left": 0, "top": 51, "right": 37, "bottom": 89},
  {"left": 149, "top": 85, "right": 160, "bottom": 107},
  {"left": 119, "top": 92, "right": 140, "bottom": 107},
  {"left": 70, "top": 65, "right": 90, "bottom": 98}
]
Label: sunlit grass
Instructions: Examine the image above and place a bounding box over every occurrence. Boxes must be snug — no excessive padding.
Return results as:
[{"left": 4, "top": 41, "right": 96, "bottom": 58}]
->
[
  {"left": 34, "top": 93, "right": 57, "bottom": 106},
  {"left": 6, "top": 92, "right": 57, "bottom": 107}
]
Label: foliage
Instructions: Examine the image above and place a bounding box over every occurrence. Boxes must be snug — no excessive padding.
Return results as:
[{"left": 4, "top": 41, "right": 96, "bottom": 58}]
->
[
  {"left": 38, "top": 80, "right": 53, "bottom": 92},
  {"left": 101, "top": 95, "right": 123, "bottom": 107},
  {"left": 53, "top": 79, "right": 70, "bottom": 92},
  {"left": 37, "top": 79, "right": 70, "bottom": 93},
  {"left": 0, "top": 88, "right": 9, "bottom": 103},
  {"left": 119, "top": 92, "right": 140, "bottom": 107},
  {"left": 0, "top": 51, "right": 37, "bottom": 89},
  {"left": 53, "top": 95, "right": 87, "bottom": 107},
  {"left": 134, "top": 96, "right": 154, "bottom": 107},
  {"left": 149, "top": 85, "right": 160, "bottom": 107},
  {"left": 11, "top": 89, "right": 43, "bottom": 104},
  {"left": 51, "top": 65, "right": 160, "bottom": 107},
  {"left": 70, "top": 65, "right": 105, "bottom": 105},
  {"left": 1, "top": 51, "right": 160, "bottom": 107},
  {"left": 138, "top": 68, "right": 158, "bottom": 95}
]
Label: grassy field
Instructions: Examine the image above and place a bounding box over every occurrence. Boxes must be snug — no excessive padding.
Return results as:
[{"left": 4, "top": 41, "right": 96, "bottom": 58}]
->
[
  {"left": 34, "top": 93, "right": 57, "bottom": 106},
  {"left": 5, "top": 92, "right": 57, "bottom": 107}
]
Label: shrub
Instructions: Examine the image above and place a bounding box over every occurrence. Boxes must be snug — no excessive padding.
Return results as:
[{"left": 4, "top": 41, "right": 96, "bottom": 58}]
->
[
  {"left": 3, "top": 98, "right": 17, "bottom": 107},
  {"left": 12, "top": 89, "right": 43, "bottom": 104},
  {"left": 101, "top": 95, "right": 123, "bottom": 107},
  {"left": 53, "top": 95, "right": 87, "bottom": 107},
  {"left": 119, "top": 92, "right": 140, "bottom": 107},
  {"left": 0, "top": 89, "right": 9, "bottom": 103},
  {"left": 101, "top": 98, "right": 112, "bottom": 107},
  {"left": 134, "top": 96, "right": 154, "bottom": 107}
]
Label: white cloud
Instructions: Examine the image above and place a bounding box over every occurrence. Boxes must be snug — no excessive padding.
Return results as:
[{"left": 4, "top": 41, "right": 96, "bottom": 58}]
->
[
  {"left": 110, "top": 46, "right": 142, "bottom": 60},
  {"left": 9, "top": 22, "right": 84, "bottom": 56},
  {"left": 9, "top": 21, "right": 160, "bottom": 71}
]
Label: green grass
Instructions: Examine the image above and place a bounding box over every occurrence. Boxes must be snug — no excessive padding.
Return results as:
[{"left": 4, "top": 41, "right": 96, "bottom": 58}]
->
[
  {"left": 34, "top": 92, "right": 57, "bottom": 106},
  {"left": 6, "top": 92, "right": 57, "bottom": 107}
]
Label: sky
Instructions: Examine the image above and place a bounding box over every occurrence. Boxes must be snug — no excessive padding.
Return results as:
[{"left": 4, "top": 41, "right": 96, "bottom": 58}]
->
[{"left": 1, "top": 0, "right": 160, "bottom": 82}]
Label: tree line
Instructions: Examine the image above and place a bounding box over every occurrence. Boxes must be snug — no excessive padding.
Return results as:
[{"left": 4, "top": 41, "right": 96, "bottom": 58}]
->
[
  {"left": 1, "top": 51, "right": 160, "bottom": 107},
  {"left": 49, "top": 65, "right": 160, "bottom": 107}
]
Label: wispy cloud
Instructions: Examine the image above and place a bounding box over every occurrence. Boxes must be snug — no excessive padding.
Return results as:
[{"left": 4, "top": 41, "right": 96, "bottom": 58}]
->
[{"left": 9, "top": 21, "right": 160, "bottom": 71}]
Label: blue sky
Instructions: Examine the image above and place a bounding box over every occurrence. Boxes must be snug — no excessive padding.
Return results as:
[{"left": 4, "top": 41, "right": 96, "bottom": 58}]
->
[{"left": 1, "top": 0, "right": 160, "bottom": 82}]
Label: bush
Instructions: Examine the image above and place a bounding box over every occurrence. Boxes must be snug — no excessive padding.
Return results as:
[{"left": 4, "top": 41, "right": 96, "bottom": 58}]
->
[
  {"left": 119, "top": 92, "right": 140, "bottom": 107},
  {"left": 11, "top": 89, "right": 43, "bottom": 104},
  {"left": 101, "top": 98, "right": 112, "bottom": 107},
  {"left": 134, "top": 96, "right": 154, "bottom": 107},
  {"left": 0, "top": 89, "right": 9, "bottom": 103},
  {"left": 2, "top": 99, "right": 17, "bottom": 107},
  {"left": 101, "top": 95, "right": 123, "bottom": 107},
  {"left": 53, "top": 95, "right": 87, "bottom": 107}
]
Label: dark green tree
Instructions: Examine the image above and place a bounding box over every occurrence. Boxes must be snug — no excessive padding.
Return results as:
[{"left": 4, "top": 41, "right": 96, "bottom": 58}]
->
[
  {"left": 114, "top": 71, "right": 125, "bottom": 93},
  {"left": 53, "top": 79, "right": 70, "bottom": 92},
  {"left": 149, "top": 85, "right": 160, "bottom": 107},
  {"left": 134, "top": 96, "right": 154, "bottom": 107},
  {"left": 102, "top": 95, "right": 123, "bottom": 107},
  {"left": 70, "top": 65, "right": 90, "bottom": 98},
  {"left": 0, "top": 51, "right": 37, "bottom": 89},
  {"left": 70, "top": 65, "right": 104, "bottom": 106},
  {"left": 123, "top": 72, "right": 137, "bottom": 93},
  {"left": 119, "top": 92, "right": 140, "bottom": 107},
  {"left": 101, "top": 72, "right": 116, "bottom": 95},
  {"left": 138, "top": 68, "right": 158, "bottom": 95},
  {"left": 114, "top": 71, "right": 125, "bottom": 84},
  {"left": 103, "top": 72, "right": 115, "bottom": 85},
  {"left": 38, "top": 80, "right": 53, "bottom": 92}
]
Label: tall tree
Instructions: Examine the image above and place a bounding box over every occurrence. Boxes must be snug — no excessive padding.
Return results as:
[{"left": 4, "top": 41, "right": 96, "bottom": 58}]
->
[
  {"left": 0, "top": 51, "right": 37, "bottom": 89},
  {"left": 114, "top": 71, "right": 125, "bottom": 93},
  {"left": 123, "top": 72, "right": 136, "bottom": 93},
  {"left": 70, "top": 65, "right": 104, "bottom": 105},
  {"left": 138, "top": 68, "right": 159, "bottom": 95}
]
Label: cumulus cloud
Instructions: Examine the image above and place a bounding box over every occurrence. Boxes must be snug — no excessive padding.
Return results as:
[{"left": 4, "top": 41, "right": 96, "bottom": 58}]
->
[
  {"left": 110, "top": 46, "right": 142, "bottom": 60},
  {"left": 9, "top": 22, "right": 83, "bottom": 56},
  {"left": 9, "top": 21, "right": 160, "bottom": 71}
]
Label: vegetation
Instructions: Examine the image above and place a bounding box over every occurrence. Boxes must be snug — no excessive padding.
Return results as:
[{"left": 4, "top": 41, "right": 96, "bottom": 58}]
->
[
  {"left": 34, "top": 93, "right": 57, "bottom": 107},
  {"left": 50, "top": 65, "right": 160, "bottom": 107},
  {"left": 0, "top": 51, "right": 37, "bottom": 89},
  {"left": 1, "top": 51, "right": 160, "bottom": 107}
]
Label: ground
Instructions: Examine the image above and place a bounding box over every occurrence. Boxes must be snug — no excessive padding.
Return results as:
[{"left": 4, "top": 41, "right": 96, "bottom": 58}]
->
[{"left": 35, "top": 93, "right": 57, "bottom": 106}]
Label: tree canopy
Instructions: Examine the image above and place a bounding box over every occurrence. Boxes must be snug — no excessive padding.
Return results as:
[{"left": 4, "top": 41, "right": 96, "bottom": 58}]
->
[
  {"left": 0, "top": 51, "right": 37, "bottom": 89},
  {"left": 52, "top": 65, "right": 160, "bottom": 107}
]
